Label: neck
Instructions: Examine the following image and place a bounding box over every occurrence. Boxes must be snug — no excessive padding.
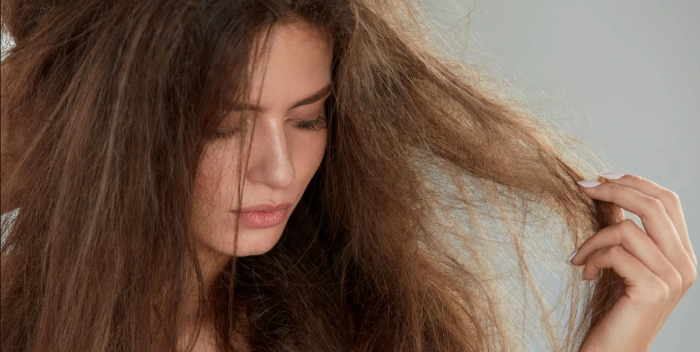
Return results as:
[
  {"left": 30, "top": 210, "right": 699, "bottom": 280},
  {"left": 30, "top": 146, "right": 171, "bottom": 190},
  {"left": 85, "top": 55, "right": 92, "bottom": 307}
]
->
[
  {"left": 179, "top": 242, "right": 233, "bottom": 328},
  {"left": 172, "top": 244, "right": 251, "bottom": 351}
]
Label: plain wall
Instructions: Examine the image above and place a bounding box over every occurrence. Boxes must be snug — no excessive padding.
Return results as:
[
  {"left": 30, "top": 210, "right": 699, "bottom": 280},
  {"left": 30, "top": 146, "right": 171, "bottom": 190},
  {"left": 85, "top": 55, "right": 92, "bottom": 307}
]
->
[{"left": 419, "top": 0, "right": 699, "bottom": 350}]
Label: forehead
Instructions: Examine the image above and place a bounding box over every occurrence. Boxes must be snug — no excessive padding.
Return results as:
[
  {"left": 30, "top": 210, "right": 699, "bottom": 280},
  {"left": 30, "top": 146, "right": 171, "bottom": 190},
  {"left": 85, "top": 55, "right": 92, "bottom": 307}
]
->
[{"left": 245, "top": 21, "right": 333, "bottom": 113}]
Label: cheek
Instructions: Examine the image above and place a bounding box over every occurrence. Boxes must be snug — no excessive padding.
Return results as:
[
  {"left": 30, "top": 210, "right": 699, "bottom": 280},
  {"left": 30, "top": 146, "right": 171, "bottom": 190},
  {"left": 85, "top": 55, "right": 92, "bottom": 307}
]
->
[
  {"left": 292, "top": 132, "right": 327, "bottom": 176},
  {"left": 311, "top": 132, "right": 327, "bottom": 167},
  {"left": 190, "top": 146, "right": 242, "bottom": 240},
  {"left": 193, "top": 146, "right": 241, "bottom": 208}
]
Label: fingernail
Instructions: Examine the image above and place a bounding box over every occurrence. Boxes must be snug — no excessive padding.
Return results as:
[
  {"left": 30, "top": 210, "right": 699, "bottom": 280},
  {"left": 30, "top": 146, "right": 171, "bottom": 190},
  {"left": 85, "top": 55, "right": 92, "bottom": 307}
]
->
[
  {"left": 566, "top": 247, "right": 579, "bottom": 264},
  {"left": 597, "top": 271, "right": 603, "bottom": 279},
  {"left": 577, "top": 180, "right": 602, "bottom": 188},
  {"left": 600, "top": 172, "right": 625, "bottom": 180}
]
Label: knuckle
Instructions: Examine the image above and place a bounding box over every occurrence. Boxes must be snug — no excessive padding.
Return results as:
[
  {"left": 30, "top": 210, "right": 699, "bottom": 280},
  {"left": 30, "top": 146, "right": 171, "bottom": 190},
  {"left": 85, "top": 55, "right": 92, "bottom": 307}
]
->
[
  {"left": 620, "top": 218, "right": 639, "bottom": 232},
  {"left": 651, "top": 197, "right": 666, "bottom": 210},
  {"left": 642, "top": 197, "right": 666, "bottom": 216},
  {"left": 683, "top": 265, "right": 697, "bottom": 290},
  {"left": 665, "top": 270, "right": 683, "bottom": 296},
  {"left": 612, "top": 225, "right": 628, "bottom": 243},
  {"left": 617, "top": 224, "right": 639, "bottom": 247},
  {"left": 608, "top": 244, "right": 626, "bottom": 257},
  {"left": 665, "top": 190, "right": 681, "bottom": 204},
  {"left": 646, "top": 278, "right": 671, "bottom": 304}
]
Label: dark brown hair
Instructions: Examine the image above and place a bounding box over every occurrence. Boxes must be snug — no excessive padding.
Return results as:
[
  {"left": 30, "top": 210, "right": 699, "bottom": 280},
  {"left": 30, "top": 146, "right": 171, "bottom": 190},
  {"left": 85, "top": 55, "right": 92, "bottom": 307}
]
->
[{"left": 1, "top": 0, "right": 623, "bottom": 351}]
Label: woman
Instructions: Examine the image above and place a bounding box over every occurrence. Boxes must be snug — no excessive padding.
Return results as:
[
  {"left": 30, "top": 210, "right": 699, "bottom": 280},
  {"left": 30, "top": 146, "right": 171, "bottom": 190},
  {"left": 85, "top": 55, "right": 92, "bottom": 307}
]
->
[{"left": 1, "top": 0, "right": 695, "bottom": 351}]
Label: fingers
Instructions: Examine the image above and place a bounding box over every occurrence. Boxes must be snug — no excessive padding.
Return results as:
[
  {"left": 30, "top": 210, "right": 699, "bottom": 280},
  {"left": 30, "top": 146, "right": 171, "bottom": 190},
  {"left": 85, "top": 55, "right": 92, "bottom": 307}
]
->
[
  {"left": 571, "top": 219, "right": 676, "bottom": 278},
  {"left": 581, "top": 245, "right": 674, "bottom": 305},
  {"left": 578, "top": 177, "right": 695, "bottom": 291},
  {"left": 570, "top": 173, "right": 696, "bottom": 350},
  {"left": 602, "top": 174, "right": 697, "bottom": 268},
  {"left": 570, "top": 219, "right": 683, "bottom": 300}
]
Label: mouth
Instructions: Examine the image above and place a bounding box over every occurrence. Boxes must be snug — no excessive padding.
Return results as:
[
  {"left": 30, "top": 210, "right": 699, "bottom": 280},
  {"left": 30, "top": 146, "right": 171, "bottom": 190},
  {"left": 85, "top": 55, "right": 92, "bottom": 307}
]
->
[
  {"left": 232, "top": 202, "right": 292, "bottom": 213},
  {"left": 232, "top": 208, "right": 288, "bottom": 228}
]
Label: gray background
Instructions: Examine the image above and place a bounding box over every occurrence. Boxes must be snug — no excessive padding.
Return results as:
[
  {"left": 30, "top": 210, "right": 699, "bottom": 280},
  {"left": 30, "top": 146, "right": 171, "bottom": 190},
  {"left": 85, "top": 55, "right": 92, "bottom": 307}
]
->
[
  {"left": 419, "top": 0, "right": 699, "bottom": 350},
  {"left": 2, "top": 1, "right": 698, "bottom": 350}
]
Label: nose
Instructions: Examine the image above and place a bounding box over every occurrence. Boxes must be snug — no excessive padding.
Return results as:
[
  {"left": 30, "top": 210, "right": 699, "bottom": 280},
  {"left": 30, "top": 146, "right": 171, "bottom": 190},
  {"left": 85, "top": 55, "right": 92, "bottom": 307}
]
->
[{"left": 244, "top": 117, "right": 295, "bottom": 189}]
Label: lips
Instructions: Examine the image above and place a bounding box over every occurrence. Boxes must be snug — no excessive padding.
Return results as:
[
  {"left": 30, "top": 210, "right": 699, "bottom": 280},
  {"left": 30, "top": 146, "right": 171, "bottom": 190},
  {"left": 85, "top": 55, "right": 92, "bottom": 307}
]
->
[
  {"left": 233, "top": 202, "right": 292, "bottom": 213},
  {"left": 236, "top": 208, "right": 288, "bottom": 228}
]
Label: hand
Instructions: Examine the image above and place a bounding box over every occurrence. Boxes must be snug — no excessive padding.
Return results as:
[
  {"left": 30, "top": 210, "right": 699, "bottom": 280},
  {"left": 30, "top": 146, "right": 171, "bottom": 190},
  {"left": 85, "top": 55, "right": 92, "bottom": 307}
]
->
[{"left": 570, "top": 172, "right": 696, "bottom": 352}]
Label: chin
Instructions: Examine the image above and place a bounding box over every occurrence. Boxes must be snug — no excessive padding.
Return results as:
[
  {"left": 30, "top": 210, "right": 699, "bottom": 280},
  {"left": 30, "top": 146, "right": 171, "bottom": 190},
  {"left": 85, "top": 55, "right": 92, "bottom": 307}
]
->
[{"left": 230, "top": 227, "right": 285, "bottom": 257}]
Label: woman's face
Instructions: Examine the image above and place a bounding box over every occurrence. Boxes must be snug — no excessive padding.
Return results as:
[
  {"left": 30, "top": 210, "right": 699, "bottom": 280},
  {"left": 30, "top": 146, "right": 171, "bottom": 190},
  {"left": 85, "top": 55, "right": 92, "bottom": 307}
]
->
[{"left": 191, "top": 21, "right": 332, "bottom": 258}]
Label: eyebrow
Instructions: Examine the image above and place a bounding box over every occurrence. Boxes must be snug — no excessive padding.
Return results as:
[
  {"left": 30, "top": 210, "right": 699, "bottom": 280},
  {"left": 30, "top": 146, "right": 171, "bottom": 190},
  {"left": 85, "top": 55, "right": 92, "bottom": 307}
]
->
[{"left": 229, "top": 83, "right": 332, "bottom": 112}]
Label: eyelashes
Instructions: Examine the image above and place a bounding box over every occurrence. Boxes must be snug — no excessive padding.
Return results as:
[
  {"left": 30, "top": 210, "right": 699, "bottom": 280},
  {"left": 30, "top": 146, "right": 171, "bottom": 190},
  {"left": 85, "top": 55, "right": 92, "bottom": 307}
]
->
[
  {"left": 214, "top": 114, "right": 328, "bottom": 140},
  {"left": 295, "top": 115, "right": 328, "bottom": 131}
]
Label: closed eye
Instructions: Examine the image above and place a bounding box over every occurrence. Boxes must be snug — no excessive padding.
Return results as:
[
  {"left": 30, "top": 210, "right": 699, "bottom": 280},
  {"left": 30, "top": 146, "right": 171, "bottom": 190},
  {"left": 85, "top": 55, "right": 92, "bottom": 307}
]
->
[{"left": 214, "top": 111, "right": 327, "bottom": 140}]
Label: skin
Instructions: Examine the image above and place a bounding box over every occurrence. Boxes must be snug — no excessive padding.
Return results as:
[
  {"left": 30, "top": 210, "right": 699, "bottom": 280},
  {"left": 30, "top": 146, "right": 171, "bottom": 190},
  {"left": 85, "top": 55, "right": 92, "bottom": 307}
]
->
[
  {"left": 572, "top": 174, "right": 696, "bottom": 351},
  {"left": 180, "top": 21, "right": 332, "bottom": 350}
]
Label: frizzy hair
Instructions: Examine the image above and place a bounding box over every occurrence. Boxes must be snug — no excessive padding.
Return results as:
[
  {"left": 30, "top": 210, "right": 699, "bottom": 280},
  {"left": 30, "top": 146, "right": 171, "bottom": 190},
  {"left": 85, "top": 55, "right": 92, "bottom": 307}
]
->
[{"left": 1, "top": 0, "right": 623, "bottom": 351}]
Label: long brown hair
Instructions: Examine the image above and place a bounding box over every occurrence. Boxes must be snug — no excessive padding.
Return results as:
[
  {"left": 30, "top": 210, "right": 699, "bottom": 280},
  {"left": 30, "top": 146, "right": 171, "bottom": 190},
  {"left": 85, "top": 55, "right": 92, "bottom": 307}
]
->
[{"left": 1, "top": 0, "right": 624, "bottom": 351}]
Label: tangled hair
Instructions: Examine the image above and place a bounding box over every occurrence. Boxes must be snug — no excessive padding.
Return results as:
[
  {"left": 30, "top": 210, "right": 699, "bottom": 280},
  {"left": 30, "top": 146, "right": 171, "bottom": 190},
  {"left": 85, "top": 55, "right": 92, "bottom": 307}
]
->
[{"left": 1, "top": 0, "right": 625, "bottom": 351}]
